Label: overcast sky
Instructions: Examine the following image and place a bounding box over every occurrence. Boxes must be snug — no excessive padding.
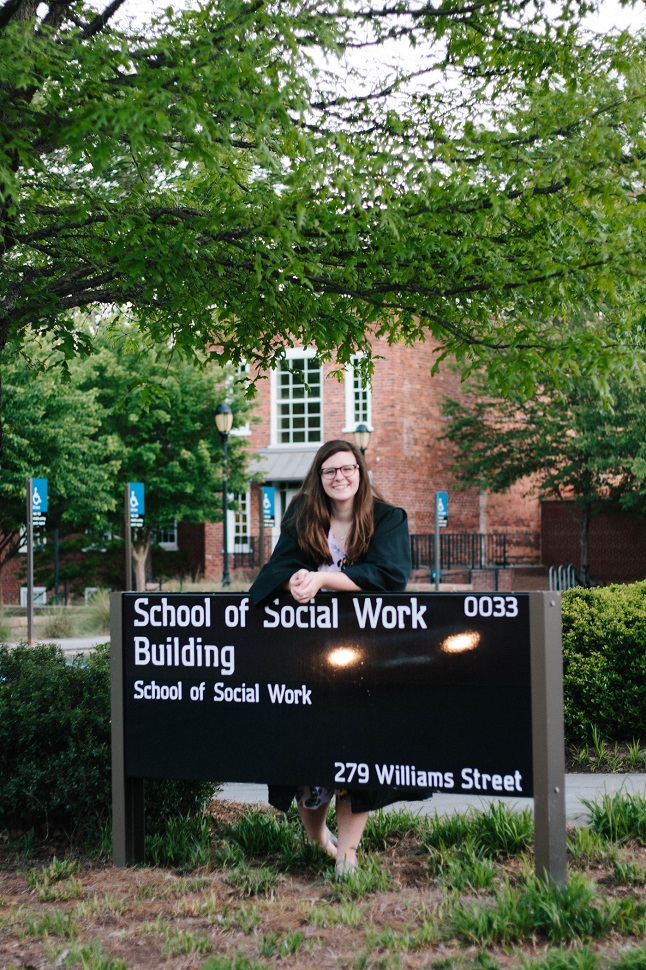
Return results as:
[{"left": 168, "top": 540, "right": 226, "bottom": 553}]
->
[
  {"left": 586, "top": 0, "right": 646, "bottom": 30},
  {"left": 72, "top": 0, "right": 646, "bottom": 32}
]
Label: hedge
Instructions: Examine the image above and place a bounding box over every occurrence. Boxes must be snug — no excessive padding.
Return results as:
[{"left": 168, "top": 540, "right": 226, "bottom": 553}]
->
[
  {"left": 562, "top": 580, "right": 646, "bottom": 743},
  {"left": 0, "top": 643, "right": 216, "bottom": 836}
]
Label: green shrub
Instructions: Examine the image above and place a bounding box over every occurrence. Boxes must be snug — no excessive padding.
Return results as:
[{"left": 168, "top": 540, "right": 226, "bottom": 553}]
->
[
  {"left": 562, "top": 582, "right": 646, "bottom": 743},
  {"left": 41, "top": 607, "right": 77, "bottom": 639},
  {"left": 0, "top": 610, "right": 11, "bottom": 644},
  {"left": 78, "top": 588, "right": 111, "bottom": 635},
  {"left": 0, "top": 643, "right": 217, "bottom": 839}
]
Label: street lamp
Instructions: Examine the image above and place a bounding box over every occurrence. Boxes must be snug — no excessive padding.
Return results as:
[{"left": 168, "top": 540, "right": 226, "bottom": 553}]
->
[
  {"left": 353, "top": 423, "right": 371, "bottom": 456},
  {"left": 215, "top": 403, "right": 234, "bottom": 586}
]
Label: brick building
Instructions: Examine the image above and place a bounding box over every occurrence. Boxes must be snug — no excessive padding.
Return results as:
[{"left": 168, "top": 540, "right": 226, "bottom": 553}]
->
[
  {"left": 5, "top": 335, "right": 643, "bottom": 603},
  {"left": 541, "top": 501, "right": 646, "bottom": 586},
  {"left": 197, "top": 337, "right": 542, "bottom": 587}
]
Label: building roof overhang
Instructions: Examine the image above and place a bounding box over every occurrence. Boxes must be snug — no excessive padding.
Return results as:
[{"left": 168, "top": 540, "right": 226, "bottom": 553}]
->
[{"left": 248, "top": 448, "right": 318, "bottom": 482}]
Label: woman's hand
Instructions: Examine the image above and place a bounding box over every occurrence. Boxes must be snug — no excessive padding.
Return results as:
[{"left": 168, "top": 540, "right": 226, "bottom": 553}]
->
[
  {"left": 288, "top": 569, "right": 362, "bottom": 602},
  {"left": 288, "top": 569, "right": 324, "bottom": 604}
]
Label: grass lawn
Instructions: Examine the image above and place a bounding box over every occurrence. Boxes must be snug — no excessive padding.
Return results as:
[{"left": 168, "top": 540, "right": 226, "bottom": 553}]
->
[{"left": 1, "top": 791, "right": 645, "bottom": 970}]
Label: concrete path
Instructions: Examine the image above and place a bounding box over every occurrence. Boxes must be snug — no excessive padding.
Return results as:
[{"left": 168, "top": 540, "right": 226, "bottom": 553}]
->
[
  {"left": 215, "top": 774, "right": 646, "bottom": 826},
  {"left": 6, "top": 636, "right": 109, "bottom": 654}
]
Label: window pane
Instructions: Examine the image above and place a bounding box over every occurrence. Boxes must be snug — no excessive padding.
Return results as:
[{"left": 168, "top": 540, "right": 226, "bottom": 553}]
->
[{"left": 276, "top": 355, "right": 323, "bottom": 444}]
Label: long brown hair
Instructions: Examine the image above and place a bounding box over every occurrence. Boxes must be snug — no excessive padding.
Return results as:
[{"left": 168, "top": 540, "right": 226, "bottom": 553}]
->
[{"left": 292, "top": 440, "right": 384, "bottom": 564}]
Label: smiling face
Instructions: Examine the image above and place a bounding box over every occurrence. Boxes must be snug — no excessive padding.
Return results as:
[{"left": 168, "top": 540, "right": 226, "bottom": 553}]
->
[{"left": 319, "top": 450, "right": 361, "bottom": 508}]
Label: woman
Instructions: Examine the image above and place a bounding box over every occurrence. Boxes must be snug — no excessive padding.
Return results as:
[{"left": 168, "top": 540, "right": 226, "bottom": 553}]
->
[{"left": 249, "top": 439, "right": 415, "bottom": 877}]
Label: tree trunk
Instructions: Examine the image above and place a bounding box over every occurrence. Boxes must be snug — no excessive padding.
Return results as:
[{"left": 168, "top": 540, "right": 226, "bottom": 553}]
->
[
  {"left": 0, "top": 316, "right": 8, "bottom": 458},
  {"left": 131, "top": 539, "right": 150, "bottom": 592},
  {"left": 578, "top": 503, "right": 592, "bottom": 587}
]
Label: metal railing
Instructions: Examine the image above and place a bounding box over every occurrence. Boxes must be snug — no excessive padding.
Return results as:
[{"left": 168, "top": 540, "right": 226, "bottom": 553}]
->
[
  {"left": 410, "top": 533, "right": 510, "bottom": 570},
  {"left": 231, "top": 535, "right": 274, "bottom": 570},
  {"left": 232, "top": 531, "right": 539, "bottom": 573}
]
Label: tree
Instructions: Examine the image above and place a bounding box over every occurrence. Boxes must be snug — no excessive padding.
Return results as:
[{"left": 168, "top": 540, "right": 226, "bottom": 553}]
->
[
  {"left": 2, "top": 0, "right": 646, "bottom": 436},
  {"left": 0, "top": 322, "right": 253, "bottom": 599},
  {"left": 0, "top": 332, "right": 120, "bottom": 603},
  {"left": 74, "top": 324, "right": 253, "bottom": 590},
  {"left": 441, "top": 373, "right": 646, "bottom": 584}
]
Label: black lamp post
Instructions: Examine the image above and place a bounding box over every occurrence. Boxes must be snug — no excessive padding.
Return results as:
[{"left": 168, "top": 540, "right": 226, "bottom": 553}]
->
[
  {"left": 353, "top": 423, "right": 371, "bottom": 456},
  {"left": 215, "top": 403, "right": 234, "bottom": 586}
]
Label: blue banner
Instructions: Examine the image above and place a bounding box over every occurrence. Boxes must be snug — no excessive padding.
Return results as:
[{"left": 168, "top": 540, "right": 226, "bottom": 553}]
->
[
  {"left": 262, "top": 486, "right": 275, "bottom": 525},
  {"left": 128, "top": 483, "right": 145, "bottom": 525},
  {"left": 436, "top": 490, "right": 448, "bottom": 527},
  {"left": 32, "top": 478, "right": 48, "bottom": 523}
]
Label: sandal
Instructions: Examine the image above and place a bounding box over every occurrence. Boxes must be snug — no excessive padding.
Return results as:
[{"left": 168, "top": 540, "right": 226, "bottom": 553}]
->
[
  {"left": 335, "top": 857, "right": 358, "bottom": 880},
  {"left": 310, "top": 827, "right": 338, "bottom": 858}
]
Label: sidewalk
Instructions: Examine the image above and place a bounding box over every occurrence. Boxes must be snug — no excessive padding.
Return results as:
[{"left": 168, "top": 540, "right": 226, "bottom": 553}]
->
[
  {"left": 6, "top": 636, "right": 109, "bottom": 655},
  {"left": 215, "top": 774, "right": 646, "bottom": 826}
]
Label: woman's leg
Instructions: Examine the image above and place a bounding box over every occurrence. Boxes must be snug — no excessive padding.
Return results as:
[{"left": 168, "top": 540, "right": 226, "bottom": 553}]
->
[
  {"left": 335, "top": 796, "right": 369, "bottom": 871},
  {"left": 297, "top": 802, "right": 338, "bottom": 859}
]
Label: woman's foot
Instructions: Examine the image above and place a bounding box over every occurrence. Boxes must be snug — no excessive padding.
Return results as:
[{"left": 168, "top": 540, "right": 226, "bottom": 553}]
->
[
  {"left": 335, "top": 855, "right": 358, "bottom": 879},
  {"left": 313, "top": 827, "right": 338, "bottom": 859},
  {"left": 298, "top": 803, "right": 338, "bottom": 859}
]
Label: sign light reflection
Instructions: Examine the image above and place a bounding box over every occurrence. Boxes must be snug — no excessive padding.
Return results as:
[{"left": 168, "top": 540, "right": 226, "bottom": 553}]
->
[
  {"left": 439, "top": 631, "right": 481, "bottom": 654},
  {"left": 327, "top": 645, "right": 363, "bottom": 668}
]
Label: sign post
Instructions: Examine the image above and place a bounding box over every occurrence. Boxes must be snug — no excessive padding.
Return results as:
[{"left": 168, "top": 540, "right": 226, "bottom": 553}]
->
[
  {"left": 433, "top": 491, "right": 448, "bottom": 591},
  {"left": 111, "top": 590, "right": 566, "bottom": 882},
  {"left": 26, "top": 477, "right": 48, "bottom": 643},
  {"left": 530, "top": 592, "right": 567, "bottom": 883},
  {"left": 125, "top": 483, "right": 145, "bottom": 591}
]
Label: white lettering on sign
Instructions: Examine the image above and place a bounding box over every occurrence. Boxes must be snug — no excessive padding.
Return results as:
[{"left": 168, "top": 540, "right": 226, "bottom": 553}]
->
[
  {"left": 263, "top": 598, "right": 338, "bottom": 629},
  {"left": 134, "top": 636, "right": 235, "bottom": 674},
  {"left": 373, "top": 764, "right": 454, "bottom": 788},
  {"left": 353, "top": 596, "right": 427, "bottom": 630},
  {"left": 133, "top": 680, "right": 183, "bottom": 701},
  {"left": 266, "top": 683, "right": 313, "bottom": 705},
  {"left": 334, "top": 762, "right": 370, "bottom": 784},
  {"left": 133, "top": 596, "right": 212, "bottom": 628},
  {"left": 213, "top": 682, "right": 260, "bottom": 703},
  {"left": 461, "top": 767, "right": 524, "bottom": 793},
  {"left": 463, "top": 595, "right": 519, "bottom": 618}
]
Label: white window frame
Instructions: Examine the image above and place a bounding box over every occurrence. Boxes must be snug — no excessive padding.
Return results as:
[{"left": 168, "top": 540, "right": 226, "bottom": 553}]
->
[
  {"left": 229, "top": 490, "right": 251, "bottom": 553},
  {"left": 20, "top": 586, "right": 47, "bottom": 606},
  {"left": 270, "top": 347, "right": 323, "bottom": 447},
  {"left": 18, "top": 526, "right": 47, "bottom": 554},
  {"left": 158, "top": 521, "right": 179, "bottom": 551},
  {"left": 343, "top": 353, "right": 373, "bottom": 433}
]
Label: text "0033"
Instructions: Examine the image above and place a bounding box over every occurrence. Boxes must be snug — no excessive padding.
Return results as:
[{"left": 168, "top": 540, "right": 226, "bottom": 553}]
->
[{"left": 463, "top": 595, "right": 519, "bottom": 618}]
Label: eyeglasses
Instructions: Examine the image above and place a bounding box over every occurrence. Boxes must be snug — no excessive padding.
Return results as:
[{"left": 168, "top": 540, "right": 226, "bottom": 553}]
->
[{"left": 320, "top": 464, "right": 359, "bottom": 481}]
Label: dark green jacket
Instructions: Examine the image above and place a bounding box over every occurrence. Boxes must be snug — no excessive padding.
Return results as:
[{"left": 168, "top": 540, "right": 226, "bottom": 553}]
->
[
  {"left": 249, "top": 498, "right": 411, "bottom": 607},
  {"left": 248, "top": 498, "right": 431, "bottom": 814}
]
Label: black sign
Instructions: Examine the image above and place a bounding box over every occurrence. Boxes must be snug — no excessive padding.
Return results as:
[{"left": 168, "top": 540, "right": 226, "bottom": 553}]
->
[{"left": 120, "top": 592, "right": 533, "bottom": 797}]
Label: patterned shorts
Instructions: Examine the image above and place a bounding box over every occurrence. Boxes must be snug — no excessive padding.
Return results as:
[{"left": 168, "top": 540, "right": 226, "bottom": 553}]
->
[{"left": 296, "top": 786, "right": 351, "bottom": 810}]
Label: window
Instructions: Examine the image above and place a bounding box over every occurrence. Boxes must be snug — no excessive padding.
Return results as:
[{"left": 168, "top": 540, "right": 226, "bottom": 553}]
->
[
  {"left": 273, "top": 350, "right": 323, "bottom": 445},
  {"left": 82, "top": 530, "right": 113, "bottom": 553},
  {"left": 158, "top": 522, "right": 178, "bottom": 551},
  {"left": 20, "top": 586, "right": 47, "bottom": 606},
  {"left": 345, "top": 354, "right": 372, "bottom": 431},
  {"left": 230, "top": 491, "right": 251, "bottom": 552},
  {"left": 18, "top": 526, "right": 46, "bottom": 554}
]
